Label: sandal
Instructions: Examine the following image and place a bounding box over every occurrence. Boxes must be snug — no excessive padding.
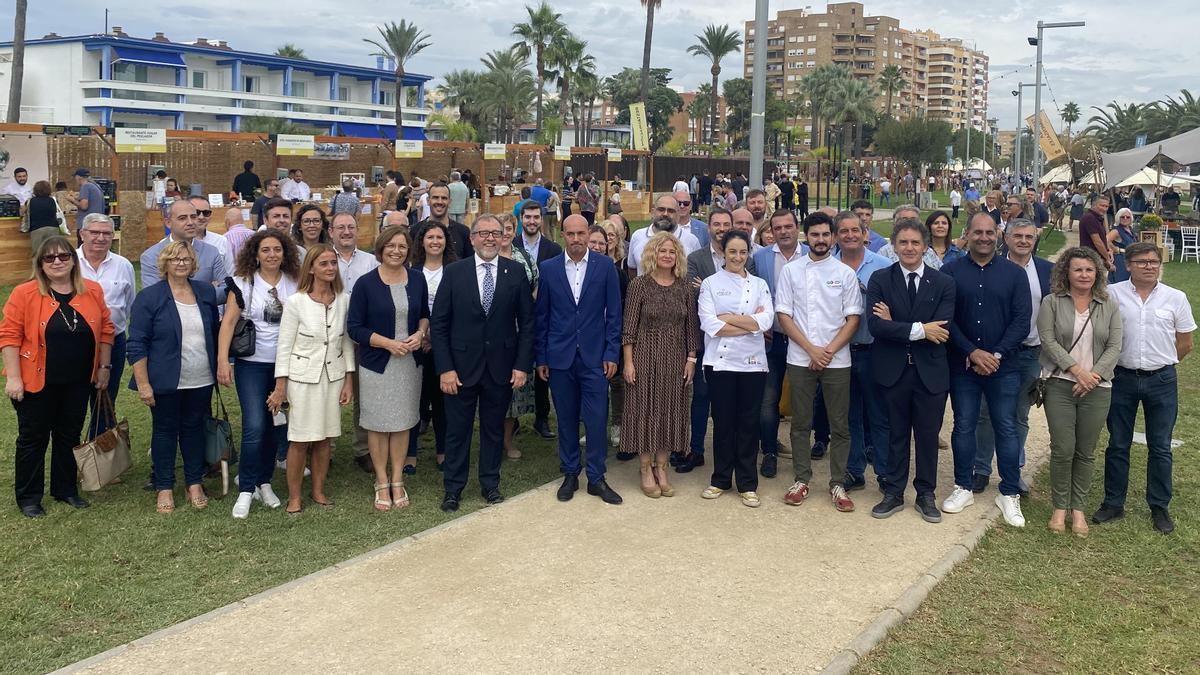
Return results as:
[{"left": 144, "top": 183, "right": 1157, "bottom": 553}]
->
[
  {"left": 286, "top": 502, "right": 304, "bottom": 516},
  {"left": 390, "top": 482, "right": 410, "bottom": 509},
  {"left": 312, "top": 497, "right": 335, "bottom": 509},
  {"left": 188, "top": 487, "right": 208, "bottom": 510},
  {"left": 374, "top": 483, "right": 392, "bottom": 512},
  {"left": 156, "top": 490, "right": 175, "bottom": 514},
  {"left": 701, "top": 486, "right": 724, "bottom": 500}
]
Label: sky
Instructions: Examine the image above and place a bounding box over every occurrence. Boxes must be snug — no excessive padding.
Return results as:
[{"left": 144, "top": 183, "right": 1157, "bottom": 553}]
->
[{"left": 3, "top": 0, "right": 1193, "bottom": 136}]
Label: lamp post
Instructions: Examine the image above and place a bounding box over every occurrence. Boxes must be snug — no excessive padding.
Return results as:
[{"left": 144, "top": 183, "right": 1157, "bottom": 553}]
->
[
  {"left": 1011, "top": 82, "right": 1041, "bottom": 179},
  {"left": 1029, "top": 20, "right": 1085, "bottom": 185},
  {"left": 749, "top": 0, "right": 769, "bottom": 189}
]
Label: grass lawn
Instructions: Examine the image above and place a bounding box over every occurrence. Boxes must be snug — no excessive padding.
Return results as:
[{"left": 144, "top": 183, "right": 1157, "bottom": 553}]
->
[
  {"left": 855, "top": 262, "right": 1200, "bottom": 674},
  {"left": 0, "top": 282, "right": 563, "bottom": 673}
]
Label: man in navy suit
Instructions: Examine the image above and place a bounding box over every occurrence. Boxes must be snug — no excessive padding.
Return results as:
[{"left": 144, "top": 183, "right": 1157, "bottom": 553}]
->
[
  {"left": 514, "top": 200, "right": 563, "bottom": 441},
  {"left": 866, "top": 218, "right": 956, "bottom": 523},
  {"left": 535, "top": 215, "right": 624, "bottom": 504},
  {"left": 431, "top": 214, "right": 535, "bottom": 512}
]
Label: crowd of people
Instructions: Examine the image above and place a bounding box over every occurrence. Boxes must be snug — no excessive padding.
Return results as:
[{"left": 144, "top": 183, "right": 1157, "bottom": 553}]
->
[{"left": 1, "top": 172, "right": 1193, "bottom": 538}]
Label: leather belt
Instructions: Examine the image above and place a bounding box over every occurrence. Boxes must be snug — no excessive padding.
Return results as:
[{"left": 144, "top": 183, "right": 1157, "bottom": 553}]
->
[{"left": 1116, "top": 365, "right": 1171, "bottom": 377}]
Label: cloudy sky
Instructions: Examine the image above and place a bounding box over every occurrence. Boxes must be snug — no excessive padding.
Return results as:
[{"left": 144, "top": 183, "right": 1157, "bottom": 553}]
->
[{"left": 4, "top": 0, "right": 1191, "bottom": 135}]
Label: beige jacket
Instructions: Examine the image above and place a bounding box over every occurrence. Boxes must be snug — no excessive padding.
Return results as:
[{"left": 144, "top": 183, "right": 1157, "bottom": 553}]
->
[
  {"left": 1037, "top": 293, "right": 1123, "bottom": 381},
  {"left": 275, "top": 292, "right": 355, "bottom": 384}
]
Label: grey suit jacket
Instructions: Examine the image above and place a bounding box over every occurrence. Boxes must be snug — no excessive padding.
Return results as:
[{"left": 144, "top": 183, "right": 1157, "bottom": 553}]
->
[{"left": 686, "top": 245, "right": 757, "bottom": 283}]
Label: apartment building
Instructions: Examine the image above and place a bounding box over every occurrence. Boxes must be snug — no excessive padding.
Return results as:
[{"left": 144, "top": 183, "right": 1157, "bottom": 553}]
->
[
  {"left": 0, "top": 28, "right": 432, "bottom": 138},
  {"left": 744, "top": 2, "right": 988, "bottom": 146},
  {"left": 669, "top": 92, "right": 729, "bottom": 146}
]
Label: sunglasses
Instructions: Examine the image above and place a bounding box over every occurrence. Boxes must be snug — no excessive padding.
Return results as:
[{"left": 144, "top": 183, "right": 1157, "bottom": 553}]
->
[
  {"left": 193, "top": 209, "right": 212, "bottom": 217},
  {"left": 41, "top": 253, "right": 73, "bottom": 264}
]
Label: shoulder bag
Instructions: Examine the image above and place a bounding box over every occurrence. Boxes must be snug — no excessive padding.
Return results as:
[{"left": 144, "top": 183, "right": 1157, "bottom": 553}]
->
[
  {"left": 204, "top": 387, "right": 237, "bottom": 495},
  {"left": 73, "top": 392, "right": 133, "bottom": 491},
  {"left": 1030, "top": 300, "right": 1094, "bottom": 408},
  {"left": 226, "top": 275, "right": 257, "bottom": 358}
]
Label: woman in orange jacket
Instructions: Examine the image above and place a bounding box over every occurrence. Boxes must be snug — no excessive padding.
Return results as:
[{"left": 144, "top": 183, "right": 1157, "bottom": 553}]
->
[{"left": 1, "top": 236, "right": 114, "bottom": 518}]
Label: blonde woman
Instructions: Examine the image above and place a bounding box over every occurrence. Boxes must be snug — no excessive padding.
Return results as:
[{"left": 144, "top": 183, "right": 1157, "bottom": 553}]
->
[{"left": 600, "top": 220, "right": 630, "bottom": 451}]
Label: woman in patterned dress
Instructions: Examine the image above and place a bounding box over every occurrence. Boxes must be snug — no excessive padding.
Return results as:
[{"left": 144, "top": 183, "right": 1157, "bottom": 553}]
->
[
  {"left": 497, "top": 214, "right": 539, "bottom": 460},
  {"left": 621, "top": 231, "right": 699, "bottom": 498}
]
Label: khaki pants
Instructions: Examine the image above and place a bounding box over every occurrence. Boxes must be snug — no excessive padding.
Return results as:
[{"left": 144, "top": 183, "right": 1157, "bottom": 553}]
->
[
  {"left": 1045, "top": 378, "right": 1111, "bottom": 510},
  {"left": 787, "top": 365, "right": 851, "bottom": 489}
]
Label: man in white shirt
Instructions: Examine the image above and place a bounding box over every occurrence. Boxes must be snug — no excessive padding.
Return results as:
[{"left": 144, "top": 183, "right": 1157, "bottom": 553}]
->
[
  {"left": 950, "top": 187, "right": 962, "bottom": 221},
  {"left": 77, "top": 213, "right": 135, "bottom": 437},
  {"left": 3, "top": 167, "right": 32, "bottom": 205},
  {"left": 775, "top": 212, "right": 862, "bottom": 513},
  {"left": 626, "top": 195, "right": 701, "bottom": 276},
  {"left": 1094, "top": 242, "right": 1195, "bottom": 534},
  {"left": 673, "top": 189, "right": 708, "bottom": 247},
  {"left": 282, "top": 169, "right": 311, "bottom": 202},
  {"left": 188, "top": 196, "right": 233, "bottom": 274},
  {"left": 672, "top": 175, "right": 691, "bottom": 195}
]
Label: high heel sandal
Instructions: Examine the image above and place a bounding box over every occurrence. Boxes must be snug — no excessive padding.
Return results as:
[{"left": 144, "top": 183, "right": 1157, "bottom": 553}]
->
[
  {"left": 374, "top": 483, "right": 392, "bottom": 512},
  {"left": 156, "top": 490, "right": 175, "bottom": 514},
  {"left": 390, "top": 482, "right": 410, "bottom": 509},
  {"left": 654, "top": 463, "right": 675, "bottom": 498},
  {"left": 640, "top": 465, "right": 661, "bottom": 498},
  {"left": 188, "top": 487, "right": 208, "bottom": 510}
]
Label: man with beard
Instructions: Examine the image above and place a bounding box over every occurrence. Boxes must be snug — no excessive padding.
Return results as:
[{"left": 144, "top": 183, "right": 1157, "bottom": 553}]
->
[
  {"left": 746, "top": 189, "right": 770, "bottom": 234},
  {"left": 514, "top": 200, "right": 563, "bottom": 440},
  {"left": 626, "top": 195, "right": 701, "bottom": 277},
  {"left": 3, "top": 167, "right": 32, "bottom": 206},
  {"left": 673, "top": 189, "right": 709, "bottom": 247},
  {"left": 414, "top": 183, "right": 473, "bottom": 261}
]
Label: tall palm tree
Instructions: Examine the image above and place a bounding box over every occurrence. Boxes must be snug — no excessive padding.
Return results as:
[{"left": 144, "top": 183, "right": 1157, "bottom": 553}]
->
[
  {"left": 825, "top": 77, "right": 877, "bottom": 159},
  {"left": 687, "top": 24, "right": 742, "bottom": 146},
  {"left": 1060, "top": 101, "right": 1080, "bottom": 138},
  {"left": 6, "top": 0, "right": 26, "bottom": 123},
  {"left": 639, "top": 0, "right": 662, "bottom": 103},
  {"left": 478, "top": 47, "right": 537, "bottom": 143},
  {"left": 800, "top": 64, "right": 851, "bottom": 148},
  {"left": 877, "top": 64, "right": 907, "bottom": 121},
  {"left": 1084, "top": 102, "right": 1151, "bottom": 151},
  {"left": 364, "top": 20, "right": 432, "bottom": 141},
  {"left": 513, "top": 2, "right": 566, "bottom": 139},
  {"left": 438, "top": 69, "right": 481, "bottom": 128},
  {"left": 1145, "top": 90, "right": 1200, "bottom": 141},
  {"left": 273, "top": 44, "right": 307, "bottom": 59},
  {"left": 574, "top": 73, "right": 601, "bottom": 146},
  {"left": 547, "top": 34, "right": 595, "bottom": 145}
]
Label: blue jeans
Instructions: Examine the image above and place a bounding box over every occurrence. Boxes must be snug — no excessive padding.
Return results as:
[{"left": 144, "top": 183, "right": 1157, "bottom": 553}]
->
[
  {"left": 1103, "top": 366, "right": 1179, "bottom": 510},
  {"left": 950, "top": 368, "right": 1022, "bottom": 496},
  {"left": 974, "top": 346, "right": 1040, "bottom": 477},
  {"left": 150, "top": 385, "right": 212, "bottom": 490},
  {"left": 846, "top": 347, "right": 890, "bottom": 486},
  {"left": 689, "top": 352, "right": 710, "bottom": 456},
  {"left": 234, "top": 360, "right": 288, "bottom": 492},
  {"left": 759, "top": 333, "right": 789, "bottom": 456},
  {"left": 88, "top": 331, "right": 127, "bottom": 439}
]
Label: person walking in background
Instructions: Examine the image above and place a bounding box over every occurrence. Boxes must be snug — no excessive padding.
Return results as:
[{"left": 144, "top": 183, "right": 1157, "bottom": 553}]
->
[
  {"left": 1038, "top": 247, "right": 1123, "bottom": 537},
  {"left": 950, "top": 186, "right": 962, "bottom": 222},
  {"left": 447, "top": 171, "right": 469, "bottom": 224},
  {"left": 330, "top": 180, "right": 361, "bottom": 217},
  {"left": 216, "top": 230, "right": 300, "bottom": 519},
  {"left": 25, "top": 180, "right": 65, "bottom": 253},
  {"left": 232, "top": 160, "right": 261, "bottom": 202},
  {"left": 408, "top": 221, "right": 457, "bottom": 473},
  {"left": 575, "top": 173, "right": 599, "bottom": 225},
  {"left": 66, "top": 168, "right": 106, "bottom": 241},
  {"left": 2, "top": 237, "right": 114, "bottom": 518},
  {"left": 348, "top": 226, "right": 429, "bottom": 512},
  {"left": 251, "top": 178, "right": 281, "bottom": 228},
  {"left": 269, "top": 245, "right": 356, "bottom": 515},
  {"left": 536, "top": 215, "right": 624, "bottom": 505},
  {"left": 128, "top": 241, "right": 219, "bottom": 514},
  {"left": 621, "top": 232, "right": 699, "bottom": 498},
  {"left": 1094, "top": 243, "right": 1195, "bottom": 534}
]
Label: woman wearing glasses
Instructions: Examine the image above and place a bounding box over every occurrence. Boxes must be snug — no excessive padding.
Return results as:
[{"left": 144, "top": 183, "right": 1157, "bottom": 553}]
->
[
  {"left": 292, "top": 204, "right": 330, "bottom": 254},
  {"left": 217, "top": 230, "right": 302, "bottom": 519},
  {"left": 128, "top": 241, "right": 221, "bottom": 514},
  {"left": 1, "top": 237, "right": 114, "bottom": 518}
]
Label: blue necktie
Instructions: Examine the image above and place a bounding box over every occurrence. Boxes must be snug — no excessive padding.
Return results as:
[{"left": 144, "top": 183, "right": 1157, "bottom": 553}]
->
[{"left": 482, "top": 262, "right": 494, "bottom": 315}]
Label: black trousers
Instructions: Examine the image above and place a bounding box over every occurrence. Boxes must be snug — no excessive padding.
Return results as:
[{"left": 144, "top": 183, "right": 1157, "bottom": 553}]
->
[
  {"left": 442, "top": 369, "right": 513, "bottom": 497},
  {"left": 534, "top": 375, "right": 551, "bottom": 424},
  {"left": 410, "top": 362, "right": 447, "bottom": 458},
  {"left": 13, "top": 381, "right": 92, "bottom": 507},
  {"left": 707, "top": 368, "right": 765, "bottom": 493},
  {"left": 883, "top": 363, "right": 945, "bottom": 498}
]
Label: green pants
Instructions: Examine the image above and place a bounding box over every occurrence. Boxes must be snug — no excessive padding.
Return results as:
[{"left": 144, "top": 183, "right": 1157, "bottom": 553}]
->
[
  {"left": 787, "top": 365, "right": 851, "bottom": 489},
  {"left": 1045, "top": 378, "right": 1111, "bottom": 510}
]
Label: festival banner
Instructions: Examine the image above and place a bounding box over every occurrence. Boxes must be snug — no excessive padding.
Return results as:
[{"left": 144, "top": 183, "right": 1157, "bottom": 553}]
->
[
  {"left": 483, "top": 143, "right": 506, "bottom": 160},
  {"left": 553, "top": 145, "right": 572, "bottom": 161},
  {"left": 629, "top": 102, "right": 650, "bottom": 151},
  {"left": 1024, "top": 111, "right": 1067, "bottom": 162},
  {"left": 607, "top": 148, "right": 622, "bottom": 162}
]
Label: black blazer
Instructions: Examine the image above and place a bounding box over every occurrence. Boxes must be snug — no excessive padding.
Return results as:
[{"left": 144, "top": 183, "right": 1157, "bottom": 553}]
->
[
  {"left": 514, "top": 233, "right": 563, "bottom": 264},
  {"left": 347, "top": 267, "right": 429, "bottom": 373},
  {"left": 430, "top": 255, "right": 534, "bottom": 387},
  {"left": 415, "top": 218, "right": 474, "bottom": 261},
  {"left": 126, "top": 280, "right": 220, "bottom": 394},
  {"left": 866, "top": 263, "right": 956, "bottom": 394}
]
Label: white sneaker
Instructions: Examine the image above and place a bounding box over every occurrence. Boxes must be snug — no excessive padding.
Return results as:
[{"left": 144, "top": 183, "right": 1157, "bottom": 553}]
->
[
  {"left": 275, "top": 459, "right": 311, "bottom": 477},
  {"left": 255, "top": 484, "right": 282, "bottom": 508},
  {"left": 996, "top": 494, "right": 1026, "bottom": 527},
  {"left": 232, "top": 492, "right": 253, "bottom": 519},
  {"left": 942, "top": 486, "right": 975, "bottom": 514}
]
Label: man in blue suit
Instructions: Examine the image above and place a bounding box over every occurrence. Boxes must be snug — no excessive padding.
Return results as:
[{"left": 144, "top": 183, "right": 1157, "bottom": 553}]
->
[{"left": 535, "top": 215, "right": 624, "bottom": 504}]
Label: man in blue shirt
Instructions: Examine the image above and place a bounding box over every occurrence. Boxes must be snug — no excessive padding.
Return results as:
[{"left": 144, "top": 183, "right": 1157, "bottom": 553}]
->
[
  {"left": 833, "top": 211, "right": 892, "bottom": 492},
  {"left": 530, "top": 179, "right": 552, "bottom": 214},
  {"left": 140, "top": 199, "right": 227, "bottom": 287},
  {"left": 673, "top": 189, "right": 708, "bottom": 247},
  {"left": 68, "top": 168, "right": 107, "bottom": 240},
  {"left": 940, "top": 213, "right": 1032, "bottom": 527}
]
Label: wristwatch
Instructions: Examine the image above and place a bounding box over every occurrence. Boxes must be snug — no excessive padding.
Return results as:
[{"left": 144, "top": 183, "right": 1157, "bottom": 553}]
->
[
  {"left": 992, "top": 352, "right": 1003, "bottom": 361},
  {"left": 99, "top": 364, "right": 113, "bottom": 370}
]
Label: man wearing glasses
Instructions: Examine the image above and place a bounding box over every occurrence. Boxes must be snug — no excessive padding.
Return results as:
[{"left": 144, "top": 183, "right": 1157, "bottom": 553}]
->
[
  {"left": 189, "top": 195, "right": 233, "bottom": 274},
  {"left": 139, "top": 199, "right": 226, "bottom": 287},
  {"left": 1095, "top": 243, "right": 1195, "bottom": 534},
  {"left": 673, "top": 189, "right": 709, "bottom": 248},
  {"left": 77, "top": 213, "right": 135, "bottom": 438}
]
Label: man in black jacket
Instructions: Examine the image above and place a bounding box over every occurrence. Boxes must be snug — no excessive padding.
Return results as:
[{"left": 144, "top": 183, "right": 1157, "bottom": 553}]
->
[
  {"left": 513, "top": 200, "right": 562, "bottom": 439},
  {"left": 231, "top": 160, "right": 261, "bottom": 201}
]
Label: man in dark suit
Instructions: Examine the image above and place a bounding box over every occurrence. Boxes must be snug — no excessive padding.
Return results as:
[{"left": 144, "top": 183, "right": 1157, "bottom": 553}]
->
[
  {"left": 431, "top": 214, "right": 535, "bottom": 512},
  {"left": 514, "top": 200, "right": 563, "bottom": 441},
  {"left": 535, "top": 214, "right": 623, "bottom": 504},
  {"left": 866, "top": 218, "right": 956, "bottom": 523}
]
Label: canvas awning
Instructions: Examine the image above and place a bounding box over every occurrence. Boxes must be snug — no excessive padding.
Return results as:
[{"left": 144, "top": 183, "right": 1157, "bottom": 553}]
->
[
  {"left": 1100, "top": 125, "right": 1200, "bottom": 189},
  {"left": 112, "top": 46, "right": 185, "bottom": 69},
  {"left": 1113, "top": 167, "right": 1193, "bottom": 189}
]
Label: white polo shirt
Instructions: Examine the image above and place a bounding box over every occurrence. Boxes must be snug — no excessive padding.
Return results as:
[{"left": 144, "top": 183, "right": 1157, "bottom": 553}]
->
[
  {"left": 774, "top": 254, "right": 862, "bottom": 369},
  {"left": 1110, "top": 280, "right": 1196, "bottom": 370},
  {"left": 698, "top": 268, "right": 773, "bottom": 372},
  {"left": 627, "top": 225, "right": 702, "bottom": 276}
]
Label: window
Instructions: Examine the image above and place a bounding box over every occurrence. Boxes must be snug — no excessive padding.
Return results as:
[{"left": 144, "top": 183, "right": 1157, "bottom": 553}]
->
[
  {"left": 291, "top": 81, "right": 306, "bottom": 98},
  {"left": 807, "top": 35, "right": 816, "bottom": 42},
  {"left": 112, "top": 62, "right": 148, "bottom": 83},
  {"left": 338, "top": 86, "right": 350, "bottom": 102},
  {"left": 379, "top": 90, "right": 394, "bottom": 105},
  {"left": 817, "top": 22, "right": 828, "bottom": 27},
  {"left": 807, "top": 48, "right": 816, "bottom": 55},
  {"left": 191, "top": 125, "right": 207, "bottom": 131},
  {"left": 244, "top": 76, "right": 261, "bottom": 93},
  {"left": 192, "top": 71, "right": 207, "bottom": 89}
]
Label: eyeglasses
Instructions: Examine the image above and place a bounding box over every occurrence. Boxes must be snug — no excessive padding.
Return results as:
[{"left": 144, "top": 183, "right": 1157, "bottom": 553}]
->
[
  {"left": 678, "top": 201, "right": 691, "bottom": 206},
  {"left": 1119, "top": 216, "right": 1133, "bottom": 220},
  {"left": 300, "top": 218, "right": 324, "bottom": 225},
  {"left": 194, "top": 209, "right": 213, "bottom": 217},
  {"left": 473, "top": 230, "right": 503, "bottom": 239},
  {"left": 167, "top": 258, "right": 193, "bottom": 265},
  {"left": 1130, "top": 259, "right": 1162, "bottom": 269},
  {"left": 41, "top": 253, "right": 72, "bottom": 263},
  {"left": 82, "top": 230, "right": 114, "bottom": 237}
]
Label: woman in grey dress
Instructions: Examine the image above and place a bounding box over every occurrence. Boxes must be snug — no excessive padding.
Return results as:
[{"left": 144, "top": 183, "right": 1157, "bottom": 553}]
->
[
  {"left": 498, "top": 214, "right": 538, "bottom": 460},
  {"left": 347, "top": 226, "right": 429, "bottom": 511}
]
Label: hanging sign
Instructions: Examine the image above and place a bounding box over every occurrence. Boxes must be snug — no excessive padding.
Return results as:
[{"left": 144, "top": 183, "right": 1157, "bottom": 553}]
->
[
  {"left": 276, "top": 134, "right": 315, "bottom": 157},
  {"left": 554, "top": 145, "right": 572, "bottom": 161},
  {"left": 394, "top": 140, "right": 423, "bottom": 159},
  {"left": 607, "top": 148, "right": 622, "bottom": 162},
  {"left": 483, "top": 143, "right": 506, "bottom": 160},
  {"left": 629, "top": 101, "right": 650, "bottom": 152},
  {"left": 114, "top": 128, "right": 167, "bottom": 153},
  {"left": 1024, "top": 111, "right": 1067, "bottom": 162}
]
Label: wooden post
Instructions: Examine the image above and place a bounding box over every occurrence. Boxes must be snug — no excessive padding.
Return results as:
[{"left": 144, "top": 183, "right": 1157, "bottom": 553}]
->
[
  {"left": 480, "top": 146, "right": 488, "bottom": 214},
  {"left": 603, "top": 152, "right": 609, "bottom": 219}
]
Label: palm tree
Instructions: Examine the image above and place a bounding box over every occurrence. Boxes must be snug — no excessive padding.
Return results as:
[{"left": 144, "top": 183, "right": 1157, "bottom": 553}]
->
[
  {"left": 877, "top": 64, "right": 907, "bottom": 121},
  {"left": 1084, "top": 102, "right": 1151, "bottom": 151},
  {"left": 546, "top": 33, "right": 594, "bottom": 145},
  {"left": 825, "top": 77, "right": 877, "bottom": 159},
  {"left": 241, "top": 115, "right": 312, "bottom": 135},
  {"left": 478, "top": 47, "right": 537, "bottom": 143},
  {"left": 364, "top": 20, "right": 432, "bottom": 141},
  {"left": 639, "top": 0, "right": 662, "bottom": 102},
  {"left": 273, "top": 44, "right": 307, "bottom": 59},
  {"left": 574, "top": 73, "right": 601, "bottom": 146},
  {"left": 1144, "top": 89, "right": 1200, "bottom": 141},
  {"left": 426, "top": 112, "right": 477, "bottom": 142},
  {"left": 438, "top": 69, "right": 482, "bottom": 131},
  {"left": 1060, "top": 101, "right": 1080, "bottom": 138},
  {"left": 513, "top": 2, "right": 566, "bottom": 139},
  {"left": 687, "top": 24, "right": 742, "bottom": 146},
  {"left": 6, "top": 0, "right": 26, "bottom": 123},
  {"left": 800, "top": 64, "right": 851, "bottom": 148}
]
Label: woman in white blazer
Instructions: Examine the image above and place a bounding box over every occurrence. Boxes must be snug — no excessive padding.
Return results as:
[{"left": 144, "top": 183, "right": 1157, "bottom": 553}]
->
[{"left": 268, "top": 244, "right": 356, "bottom": 514}]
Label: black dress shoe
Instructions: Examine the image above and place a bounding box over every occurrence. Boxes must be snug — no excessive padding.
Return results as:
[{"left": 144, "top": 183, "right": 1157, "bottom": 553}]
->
[
  {"left": 760, "top": 454, "right": 778, "bottom": 478},
  {"left": 557, "top": 474, "right": 579, "bottom": 502},
  {"left": 354, "top": 455, "right": 375, "bottom": 474},
  {"left": 1151, "top": 506, "right": 1175, "bottom": 534},
  {"left": 587, "top": 479, "right": 623, "bottom": 505},
  {"left": 675, "top": 452, "right": 705, "bottom": 474},
  {"left": 483, "top": 488, "right": 505, "bottom": 505},
  {"left": 843, "top": 473, "right": 866, "bottom": 492},
  {"left": 615, "top": 451, "right": 637, "bottom": 461},
  {"left": 971, "top": 473, "right": 990, "bottom": 494},
  {"left": 440, "top": 495, "right": 460, "bottom": 513},
  {"left": 20, "top": 503, "right": 46, "bottom": 518},
  {"left": 55, "top": 496, "right": 90, "bottom": 509},
  {"left": 914, "top": 494, "right": 942, "bottom": 523},
  {"left": 532, "top": 420, "right": 555, "bottom": 439},
  {"left": 1092, "top": 503, "right": 1125, "bottom": 524},
  {"left": 669, "top": 451, "right": 686, "bottom": 467},
  {"left": 810, "top": 441, "right": 827, "bottom": 459},
  {"left": 871, "top": 494, "right": 904, "bottom": 519}
]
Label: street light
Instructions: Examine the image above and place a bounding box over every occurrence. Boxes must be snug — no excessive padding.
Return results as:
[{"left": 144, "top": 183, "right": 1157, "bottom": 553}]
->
[
  {"left": 1030, "top": 20, "right": 1085, "bottom": 184},
  {"left": 1012, "top": 82, "right": 1042, "bottom": 180}
]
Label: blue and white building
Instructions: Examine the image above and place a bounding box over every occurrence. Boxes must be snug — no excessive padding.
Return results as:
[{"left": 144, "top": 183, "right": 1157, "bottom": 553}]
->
[{"left": 0, "top": 28, "right": 432, "bottom": 139}]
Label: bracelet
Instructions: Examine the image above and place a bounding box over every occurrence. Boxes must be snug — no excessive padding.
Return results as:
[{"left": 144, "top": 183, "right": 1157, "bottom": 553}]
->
[
  {"left": 99, "top": 364, "right": 112, "bottom": 370},
  {"left": 686, "top": 357, "right": 697, "bottom": 363}
]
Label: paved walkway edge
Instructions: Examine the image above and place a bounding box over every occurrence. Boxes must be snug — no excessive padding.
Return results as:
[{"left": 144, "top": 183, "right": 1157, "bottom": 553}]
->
[{"left": 51, "top": 480, "right": 561, "bottom": 675}]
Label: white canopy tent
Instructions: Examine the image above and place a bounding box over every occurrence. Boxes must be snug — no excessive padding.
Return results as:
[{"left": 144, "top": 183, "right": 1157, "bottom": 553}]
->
[
  {"left": 948, "top": 158, "right": 993, "bottom": 172},
  {"left": 1113, "top": 168, "right": 1194, "bottom": 189},
  {"left": 1100, "top": 125, "right": 1200, "bottom": 190},
  {"left": 1038, "top": 164, "right": 1072, "bottom": 185}
]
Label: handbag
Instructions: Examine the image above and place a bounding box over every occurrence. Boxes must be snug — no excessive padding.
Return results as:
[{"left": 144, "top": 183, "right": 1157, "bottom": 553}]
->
[
  {"left": 1030, "top": 301, "right": 1094, "bottom": 408},
  {"left": 73, "top": 392, "right": 133, "bottom": 491},
  {"left": 226, "top": 276, "right": 257, "bottom": 358},
  {"left": 204, "top": 388, "right": 237, "bottom": 495},
  {"left": 608, "top": 189, "right": 623, "bottom": 214}
]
